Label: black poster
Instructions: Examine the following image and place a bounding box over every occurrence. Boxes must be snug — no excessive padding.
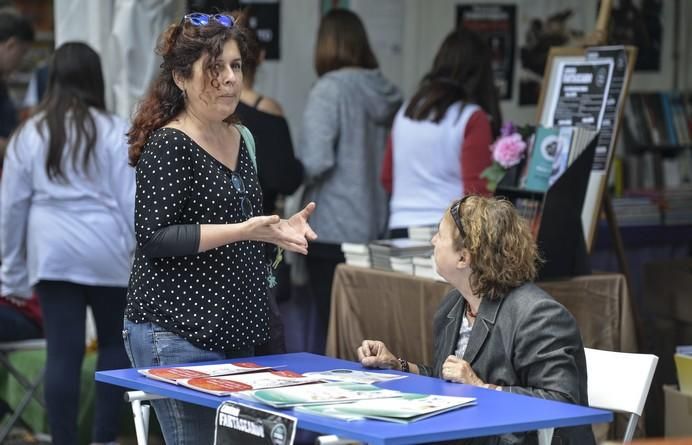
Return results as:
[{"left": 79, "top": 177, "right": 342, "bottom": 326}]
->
[
  {"left": 552, "top": 61, "right": 613, "bottom": 130},
  {"left": 214, "top": 401, "right": 296, "bottom": 445},
  {"left": 457, "top": 4, "right": 516, "bottom": 100},
  {"left": 585, "top": 46, "right": 628, "bottom": 172},
  {"left": 240, "top": 1, "right": 281, "bottom": 60}
]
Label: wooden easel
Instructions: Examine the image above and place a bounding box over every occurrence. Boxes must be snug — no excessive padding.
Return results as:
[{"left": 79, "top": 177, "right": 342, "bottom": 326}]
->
[
  {"left": 536, "top": 0, "right": 641, "bottom": 347},
  {"left": 537, "top": 0, "right": 636, "bottom": 289},
  {"left": 580, "top": 0, "right": 633, "bottom": 282}
]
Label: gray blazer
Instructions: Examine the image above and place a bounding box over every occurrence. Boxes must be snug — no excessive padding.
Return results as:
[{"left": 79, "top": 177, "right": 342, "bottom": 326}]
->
[{"left": 418, "top": 283, "right": 595, "bottom": 445}]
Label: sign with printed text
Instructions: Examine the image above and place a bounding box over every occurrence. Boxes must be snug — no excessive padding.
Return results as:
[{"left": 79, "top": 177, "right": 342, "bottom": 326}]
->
[{"left": 214, "top": 400, "right": 296, "bottom": 445}]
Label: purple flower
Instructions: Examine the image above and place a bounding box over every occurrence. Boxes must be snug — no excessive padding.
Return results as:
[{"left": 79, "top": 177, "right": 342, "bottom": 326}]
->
[
  {"left": 491, "top": 133, "right": 527, "bottom": 168},
  {"left": 500, "top": 122, "right": 516, "bottom": 138}
]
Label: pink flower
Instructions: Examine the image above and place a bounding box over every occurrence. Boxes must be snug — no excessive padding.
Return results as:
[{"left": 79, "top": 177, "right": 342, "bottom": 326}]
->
[{"left": 491, "top": 133, "right": 526, "bottom": 168}]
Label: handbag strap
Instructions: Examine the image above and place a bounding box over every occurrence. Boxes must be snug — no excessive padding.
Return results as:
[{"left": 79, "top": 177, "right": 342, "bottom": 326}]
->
[{"left": 235, "top": 124, "right": 257, "bottom": 173}]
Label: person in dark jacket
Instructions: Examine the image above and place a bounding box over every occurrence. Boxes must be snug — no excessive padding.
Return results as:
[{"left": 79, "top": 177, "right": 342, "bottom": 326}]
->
[
  {"left": 235, "top": 24, "right": 304, "bottom": 354},
  {"left": 358, "top": 195, "right": 595, "bottom": 445}
]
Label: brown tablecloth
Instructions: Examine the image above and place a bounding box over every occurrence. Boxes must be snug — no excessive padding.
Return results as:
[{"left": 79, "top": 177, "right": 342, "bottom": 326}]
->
[{"left": 326, "top": 264, "right": 638, "bottom": 364}]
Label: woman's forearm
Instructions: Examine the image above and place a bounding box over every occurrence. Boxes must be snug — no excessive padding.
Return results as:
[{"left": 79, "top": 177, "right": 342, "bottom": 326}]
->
[{"left": 197, "top": 223, "right": 250, "bottom": 252}]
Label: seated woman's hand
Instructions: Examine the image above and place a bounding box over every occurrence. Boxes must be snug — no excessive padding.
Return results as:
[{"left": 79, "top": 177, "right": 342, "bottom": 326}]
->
[
  {"left": 357, "top": 340, "right": 399, "bottom": 369},
  {"left": 441, "top": 355, "right": 485, "bottom": 386}
]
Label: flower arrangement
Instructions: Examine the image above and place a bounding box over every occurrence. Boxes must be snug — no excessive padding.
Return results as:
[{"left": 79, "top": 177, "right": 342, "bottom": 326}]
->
[{"left": 481, "top": 122, "right": 532, "bottom": 192}]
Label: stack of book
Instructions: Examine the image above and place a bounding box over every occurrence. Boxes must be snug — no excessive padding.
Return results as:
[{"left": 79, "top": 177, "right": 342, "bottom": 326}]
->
[
  {"left": 368, "top": 239, "right": 433, "bottom": 273},
  {"left": 412, "top": 256, "right": 446, "bottom": 282},
  {"left": 340, "top": 242, "right": 371, "bottom": 268},
  {"left": 408, "top": 225, "right": 437, "bottom": 242}
]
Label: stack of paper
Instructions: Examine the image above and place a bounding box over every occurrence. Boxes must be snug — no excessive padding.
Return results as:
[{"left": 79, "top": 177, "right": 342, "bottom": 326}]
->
[
  {"left": 408, "top": 225, "right": 437, "bottom": 242},
  {"left": 138, "top": 362, "right": 322, "bottom": 396},
  {"left": 249, "top": 382, "right": 402, "bottom": 408},
  {"left": 413, "top": 256, "right": 446, "bottom": 282},
  {"left": 179, "top": 370, "right": 322, "bottom": 396},
  {"left": 341, "top": 242, "right": 371, "bottom": 268},
  {"left": 368, "top": 239, "right": 433, "bottom": 271},
  {"left": 297, "top": 393, "right": 477, "bottom": 424},
  {"left": 138, "top": 362, "right": 273, "bottom": 385}
]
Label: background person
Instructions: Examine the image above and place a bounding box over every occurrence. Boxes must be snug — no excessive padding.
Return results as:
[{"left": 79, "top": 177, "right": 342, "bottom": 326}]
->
[
  {"left": 124, "top": 12, "right": 316, "bottom": 444},
  {"left": 381, "top": 28, "right": 500, "bottom": 237},
  {"left": 297, "top": 8, "right": 402, "bottom": 354},
  {"left": 0, "top": 8, "right": 33, "bottom": 155},
  {"left": 235, "top": 25, "right": 304, "bottom": 354},
  {"left": 1, "top": 42, "right": 134, "bottom": 445},
  {"left": 358, "top": 195, "right": 595, "bottom": 445}
]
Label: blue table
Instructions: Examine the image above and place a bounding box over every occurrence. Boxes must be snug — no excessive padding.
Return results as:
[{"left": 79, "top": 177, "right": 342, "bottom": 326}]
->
[{"left": 96, "top": 352, "right": 612, "bottom": 445}]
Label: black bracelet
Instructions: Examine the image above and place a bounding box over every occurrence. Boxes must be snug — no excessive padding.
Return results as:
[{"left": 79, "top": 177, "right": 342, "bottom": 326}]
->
[{"left": 397, "top": 357, "right": 409, "bottom": 373}]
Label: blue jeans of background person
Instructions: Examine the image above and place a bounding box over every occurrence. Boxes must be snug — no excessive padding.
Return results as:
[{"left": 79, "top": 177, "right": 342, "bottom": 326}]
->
[
  {"left": 35, "top": 281, "right": 129, "bottom": 445},
  {"left": 123, "top": 319, "right": 254, "bottom": 445},
  {"left": 0, "top": 304, "right": 41, "bottom": 341}
]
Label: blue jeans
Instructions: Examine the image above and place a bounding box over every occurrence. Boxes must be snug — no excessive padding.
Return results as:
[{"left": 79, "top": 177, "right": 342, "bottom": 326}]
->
[{"left": 122, "top": 319, "right": 254, "bottom": 445}]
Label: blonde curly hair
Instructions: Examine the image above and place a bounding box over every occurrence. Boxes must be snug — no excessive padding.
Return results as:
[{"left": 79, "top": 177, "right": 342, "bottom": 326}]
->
[{"left": 448, "top": 195, "right": 541, "bottom": 299}]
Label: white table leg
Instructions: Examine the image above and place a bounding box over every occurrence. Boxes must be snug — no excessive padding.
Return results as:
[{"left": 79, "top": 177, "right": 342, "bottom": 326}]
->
[
  {"left": 125, "top": 391, "right": 166, "bottom": 445},
  {"left": 537, "top": 427, "right": 554, "bottom": 445}
]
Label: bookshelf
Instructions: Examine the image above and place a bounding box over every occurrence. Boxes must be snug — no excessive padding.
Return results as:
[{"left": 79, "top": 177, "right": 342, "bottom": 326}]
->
[
  {"left": 616, "top": 91, "right": 692, "bottom": 226},
  {"left": 495, "top": 137, "right": 597, "bottom": 280}
]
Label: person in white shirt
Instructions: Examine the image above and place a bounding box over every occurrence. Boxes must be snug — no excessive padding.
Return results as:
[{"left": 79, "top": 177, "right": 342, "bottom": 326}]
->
[
  {"left": 0, "top": 42, "right": 134, "bottom": 445},
  {"left": 381, "top": 28, "right": 502, "bottom": 235}
]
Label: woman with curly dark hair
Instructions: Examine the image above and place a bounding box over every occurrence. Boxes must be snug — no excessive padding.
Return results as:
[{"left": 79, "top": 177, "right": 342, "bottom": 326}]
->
[
  {"left": 123, "top": 12, "right": 316, "bottom": 444},
  {"left": 357, "top": 195, "right": 595, "bottom": 445}
]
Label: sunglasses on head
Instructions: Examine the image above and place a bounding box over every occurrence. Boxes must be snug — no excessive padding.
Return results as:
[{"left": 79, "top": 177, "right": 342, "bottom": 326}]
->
[
  {"left": 450, "top": 195, "right": 471, "bottom": 239},
  {"left": 182, "top": 12, "right": 235, "bottom": 28}
]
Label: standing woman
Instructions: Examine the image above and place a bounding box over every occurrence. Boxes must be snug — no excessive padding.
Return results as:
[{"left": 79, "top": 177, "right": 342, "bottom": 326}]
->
[
  {"left": 1, "top": 42, "right": 134, "bottom": 445},
  {"left": 124, "top": 12, "right": 316, "bottom": 444},
  {"left": 297, "top": 9, "right": 402, "bottom": 353},
  {"left": 382, "top": 28, "right": 501, "bottom": 235}
]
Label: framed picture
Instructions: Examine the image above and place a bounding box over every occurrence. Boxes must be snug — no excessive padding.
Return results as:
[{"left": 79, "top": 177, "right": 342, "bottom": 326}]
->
[{"left": 536, "top": 45, "right": 637, "bottom": 251}]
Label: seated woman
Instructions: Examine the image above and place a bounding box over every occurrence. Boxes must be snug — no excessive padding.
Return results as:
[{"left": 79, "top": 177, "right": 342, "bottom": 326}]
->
[{"left": 357, "top": 195, "right": 595, "bottom": 445}]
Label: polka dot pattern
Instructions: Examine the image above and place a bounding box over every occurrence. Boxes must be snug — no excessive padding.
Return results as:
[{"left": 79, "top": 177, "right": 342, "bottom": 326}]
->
[{"left": 126, "top": 127, "right": 270, "bottom": 352}]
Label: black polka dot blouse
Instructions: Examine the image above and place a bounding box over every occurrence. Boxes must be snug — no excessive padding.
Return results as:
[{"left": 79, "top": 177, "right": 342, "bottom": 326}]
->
[{"left": 125, "top": 127, "right": 270, "bottom": 352}]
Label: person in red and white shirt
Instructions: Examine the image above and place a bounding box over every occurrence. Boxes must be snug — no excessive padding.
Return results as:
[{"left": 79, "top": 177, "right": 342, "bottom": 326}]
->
[{"left": 381, "top": 28, "right": 502, "bottom": 236}]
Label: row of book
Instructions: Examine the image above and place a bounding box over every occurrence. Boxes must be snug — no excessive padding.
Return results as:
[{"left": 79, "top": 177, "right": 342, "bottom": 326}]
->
[
  {"left": 139, "top": 361, "right": 476, "bottom": 423},
  {"left": 623, "top": 92, "right": 691, "bottom": 148},
  {"left": 615, "top": 147, "right": 692, "bottom": 192},
  {"left": 610, "top": 187, "right": 692, "bottom": 226}
]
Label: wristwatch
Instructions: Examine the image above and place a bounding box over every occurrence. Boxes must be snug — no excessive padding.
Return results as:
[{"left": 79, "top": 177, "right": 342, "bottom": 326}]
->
[{"left": 397, "top": 357, "right": 409, "bottom": 373}]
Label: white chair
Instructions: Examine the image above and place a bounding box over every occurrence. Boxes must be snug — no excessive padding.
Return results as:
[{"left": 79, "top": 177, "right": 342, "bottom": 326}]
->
[{"left": 584, "top": 347, "right": 658, "bottom": 443}]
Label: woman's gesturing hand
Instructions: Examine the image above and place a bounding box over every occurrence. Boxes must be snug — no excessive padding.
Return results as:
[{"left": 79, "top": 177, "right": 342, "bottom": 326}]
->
[
  {"left": 243, "top": 202, "right": 317, "bottom": 254},
  {"left": 286, "top": 202, "right": 318, "bottom": 242},
  {"left": 357, "top": 340, "right": 399, "bottom": 370},
  {"left": 243, "top": 214, "right": 307, "bottom": 254}
]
